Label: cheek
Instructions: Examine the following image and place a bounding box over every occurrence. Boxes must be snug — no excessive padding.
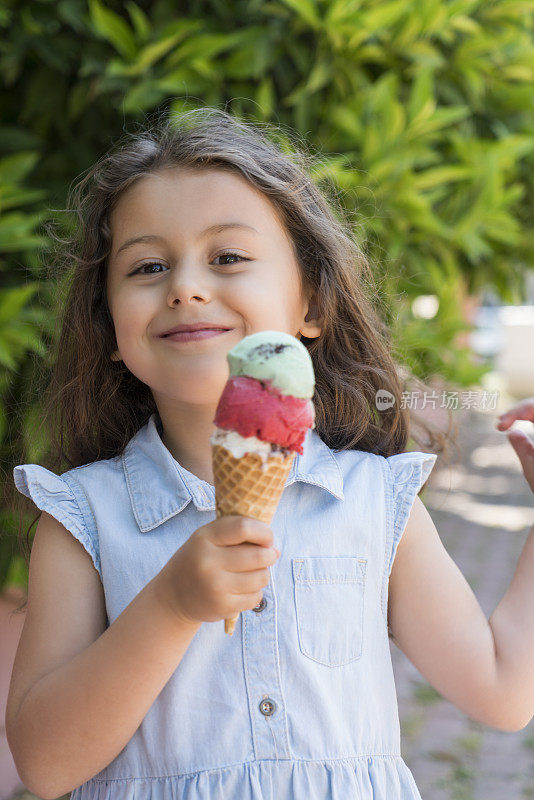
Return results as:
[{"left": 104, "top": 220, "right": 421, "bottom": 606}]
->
[
  {"left": 232, "top": 273, "right": 302, "bottom": 330},
  {"left": 235, "top": 268, "right": 298, "bottom": 305},
  {"left": 112, "top": 291, "right": 149, "bottom": 339}
]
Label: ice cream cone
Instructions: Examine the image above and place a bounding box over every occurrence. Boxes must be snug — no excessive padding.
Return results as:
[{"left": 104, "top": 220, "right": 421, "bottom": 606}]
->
[
  {"left": 211, "top": 330, "right": 316, "bottom": 636},
  {"left": 211, "top": 442, "right": 295, "bottom": 635}
]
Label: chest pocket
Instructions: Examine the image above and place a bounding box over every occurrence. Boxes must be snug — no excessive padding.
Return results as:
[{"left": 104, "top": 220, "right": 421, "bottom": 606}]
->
[{"left": 292, "top": 556, "right": 367, "bottom": 667}]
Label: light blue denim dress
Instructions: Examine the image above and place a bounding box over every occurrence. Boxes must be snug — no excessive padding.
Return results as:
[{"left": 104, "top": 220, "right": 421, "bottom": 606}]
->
[{"left": 14, "top": 411, "right": 437, "bottom": 800}]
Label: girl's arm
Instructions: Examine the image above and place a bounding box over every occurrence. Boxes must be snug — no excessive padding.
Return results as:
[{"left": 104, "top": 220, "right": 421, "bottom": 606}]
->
[
  {"left": 6, "top": 511, "right": 202, "bottom": 800},
  {"left": 387, "top": 496, "right": 534, "bottom": 732}
]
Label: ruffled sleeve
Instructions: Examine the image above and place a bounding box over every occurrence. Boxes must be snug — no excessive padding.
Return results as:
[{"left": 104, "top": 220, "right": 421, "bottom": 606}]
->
[
  {"left": 13, "top": 464, "right": 101, "bottom": 577},
  {"left": 384, "top": 451, "right": 438, "bottom": 580}
]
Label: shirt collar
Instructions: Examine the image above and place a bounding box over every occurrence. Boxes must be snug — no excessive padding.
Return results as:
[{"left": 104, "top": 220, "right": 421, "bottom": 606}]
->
[{"left": 122, "top": 412, "right": 344, "bottom": 533}]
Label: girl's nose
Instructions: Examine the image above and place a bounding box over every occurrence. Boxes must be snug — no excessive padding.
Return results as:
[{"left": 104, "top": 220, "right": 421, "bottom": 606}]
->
[{"left": 166, "top": 264, "right": 212, "bottom": 306}]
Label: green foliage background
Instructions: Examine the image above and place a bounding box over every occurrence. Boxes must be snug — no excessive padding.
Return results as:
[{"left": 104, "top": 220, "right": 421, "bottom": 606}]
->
[{"left": 1, "top": 0, "right": 533, "bottom": 590}]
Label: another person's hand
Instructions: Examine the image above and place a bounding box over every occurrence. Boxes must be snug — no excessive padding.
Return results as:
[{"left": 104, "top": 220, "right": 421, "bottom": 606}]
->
[{"left": 496, "top": 398, "right": 534, "bottom": 493}]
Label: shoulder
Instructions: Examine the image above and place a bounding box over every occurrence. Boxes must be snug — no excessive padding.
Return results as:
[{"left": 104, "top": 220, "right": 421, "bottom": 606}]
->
[
  {"left": 327, "top": 445, "right": 383, "bottom": 475},
  {"left": 384, "top": 451, "right": 438, "bottom": 485},
  {"left": 64, "top": 453, "right": 123, "bottom": 480},
  {"left": 61, "top": 453, "right": 125, "bottom": 495}
]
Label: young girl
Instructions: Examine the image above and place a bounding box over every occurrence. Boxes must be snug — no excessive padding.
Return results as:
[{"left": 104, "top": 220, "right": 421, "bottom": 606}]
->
[{"left": 5, "top": 106, "right": 533, "bottom": 800}]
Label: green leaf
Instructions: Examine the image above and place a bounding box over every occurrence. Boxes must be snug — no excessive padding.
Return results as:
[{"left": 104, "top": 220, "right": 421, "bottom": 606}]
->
[
  {"left": 324, "top": 0, "right": 359, "bottom": 27},
  {"left": 88, "top": 0, "right": 137, "bottom": 60},
  {"left": 284, "top": 59, "right": 332, "bottom": 105},
  {"left": 484, "top": 1, "right": 534, "bottom": 19},
  {"left": 0, "top": 186, "right": 47, "bottom": 212},
  {"left": 0, "top": 126, "right": 41, "bottom": 152},
  {"left": 23, "top": 400, "right": 51, "bottom": 464},
  {"left": 277, "top": 0, "right": 321, "bottom": 28},
  {"left": 135, "top": 31, "right": 189, "bottom": 71},
  {"left": 0, "top": 337, "right": 16, "bottom": 370},
  {"left": 118, "top": 25, "right": 207, "bottom": 76},
  {"left": 412, "top": 165, "right": 474, "bottom": 191},
  {"left": 0, "top": 211, "right": 49, "bottom": 252},
  {"left": 166, "top": 30, "right": 238, "bottom": 67},
  {"left": 0, "top": 284, "right": 40, "bottom": 326},
  {"left": 458, "top": 228, "right": 493, "bottom": 261},
  {"left": 330, "top": 105, "right": 364, "bottom": 139},
  {"left": 0, "top": 152, "right": 40, "bottom": 185},
  {"left": 449, "top": 14, "right": 481, "bottom": 35},
  {"left": 125, "top": 2, "right": 151, "bottom": 43},
  {"left": 122, "top": 81, "right": 168, "bottom": 114},
  {"left": 406, "top": 40, "right": 447, "bottom": 68},
  {"left": 363, "top": 0, "right": 409, "bottom": 31},
  {"left": 0, "top": 6, "right": 12, "bottom": 29},
  {"left": 484, "top": 213, "right": 521, "bottom": 246},
  {"left": 256, "top": 76, "right": 276, "bottom": 118},
  {"left": 309, "top": 153, "right": 354, "bottom": 186},
  {"left": 20, "top": 6, "right": 44, "bottom": 35},
  {"left": 67, "top": 81, "right": 92, "bottom": 121},
  {"left": 407, "top": 68, "right": 435, "bottom": 125},
  {"left": 495, "top": 134, "right": 534, "bottom": 163},
  {"left": 503, "top": 65, "right": 534, "bottom": 82},
  {"left": 224, "top": 30, "right": 278, "bottom": 80},
  {"left": 407, "top": 106, "right": 471, "bottom": 139}
]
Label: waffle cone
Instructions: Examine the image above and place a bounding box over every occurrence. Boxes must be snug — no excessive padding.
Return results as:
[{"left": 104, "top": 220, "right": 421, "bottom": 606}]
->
[{"left": 211, "top": 443, "right": 296, "bottom": 635}]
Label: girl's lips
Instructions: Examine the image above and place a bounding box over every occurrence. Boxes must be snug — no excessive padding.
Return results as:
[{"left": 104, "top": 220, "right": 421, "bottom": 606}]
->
[{"left": 162, "top": 328, "right": 233, "bottom": 343}]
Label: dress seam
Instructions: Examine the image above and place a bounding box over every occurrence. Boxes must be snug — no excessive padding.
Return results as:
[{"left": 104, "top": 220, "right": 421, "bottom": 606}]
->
[
  {"left": 380, "top": 456, "right": 394, "bottom": 623},
  {"left": 61, "top": 473, "right": 103, "bottom": 578},
  {"left": 85, "top": 754, "right": 403, "bottom": 782}
]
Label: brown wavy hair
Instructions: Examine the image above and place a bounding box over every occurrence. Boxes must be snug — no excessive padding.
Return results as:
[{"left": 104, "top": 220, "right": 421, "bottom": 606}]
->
[{"left": 8, "top": 105, "right": 458, "bottom": 613}]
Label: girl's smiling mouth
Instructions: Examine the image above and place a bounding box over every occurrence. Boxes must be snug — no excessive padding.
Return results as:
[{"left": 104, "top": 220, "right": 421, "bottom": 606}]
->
[{"left": 162, "top": 328, "right": 234, "bottom": 343}]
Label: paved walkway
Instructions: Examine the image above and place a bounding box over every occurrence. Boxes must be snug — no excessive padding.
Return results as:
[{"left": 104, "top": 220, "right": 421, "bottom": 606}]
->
[
  {"left": 6, "top": 400, "right": 534, "bottom": 800},
  {"left": 394, "top": 402, "right": 534, "bottom": 800}
]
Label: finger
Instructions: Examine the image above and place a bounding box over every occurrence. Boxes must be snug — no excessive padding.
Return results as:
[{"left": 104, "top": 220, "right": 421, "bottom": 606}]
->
[
  {"left": 223, "top": 543, "right": 280, "bottom": 573},
  {"left": 229, "top": 567, "right": 271, "bottom": 595},
  {"left": 231, "top": 591, "right": 265, "bottom": 612},
  {"left": 497, "top": 400, "right": 534, "bottom": 429},
  {"left": 212, "top": 516, "right": 274, "bottom": 548},
  {"left": 508, "top": 429, "right": 534, "bottom": 461},
  {"left": 507, "top": 431, "right": 534, "bottom": 489}
]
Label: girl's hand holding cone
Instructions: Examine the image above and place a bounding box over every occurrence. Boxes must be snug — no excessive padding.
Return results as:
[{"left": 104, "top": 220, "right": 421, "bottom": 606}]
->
[{"left": 155, "top": 515, "right": 280, "bottom": 628}]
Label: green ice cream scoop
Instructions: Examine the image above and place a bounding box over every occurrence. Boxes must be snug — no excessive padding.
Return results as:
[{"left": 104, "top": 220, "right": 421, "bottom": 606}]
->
[{"left": 227, "top": 330, "right": 314, "bottom": 398}]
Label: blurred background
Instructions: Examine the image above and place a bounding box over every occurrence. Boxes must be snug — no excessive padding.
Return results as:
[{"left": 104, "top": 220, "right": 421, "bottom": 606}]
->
[{"left": 1, "top": 1, "right": 533, "bottom": 798}]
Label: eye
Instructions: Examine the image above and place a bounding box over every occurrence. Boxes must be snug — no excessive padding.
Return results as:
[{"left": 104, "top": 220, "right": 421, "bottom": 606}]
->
[
  {"left": 131, "top": 261, "right": 167, "bottom": 275},
  {"left": 131, "top": 252, "right": 247, "bottom": 275},
  {"left": 213, "top": 251, "right": 247, "bottom": 267}
]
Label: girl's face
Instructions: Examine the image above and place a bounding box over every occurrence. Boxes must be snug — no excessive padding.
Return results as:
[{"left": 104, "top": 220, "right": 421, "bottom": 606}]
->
[{"left": 106, "top": 166, "right": 320, "bottom": 408}]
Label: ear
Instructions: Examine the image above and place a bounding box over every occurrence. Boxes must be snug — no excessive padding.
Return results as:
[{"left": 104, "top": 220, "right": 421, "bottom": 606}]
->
[{"left": 300, "top": 293, "right": 321, "bottom": 339}]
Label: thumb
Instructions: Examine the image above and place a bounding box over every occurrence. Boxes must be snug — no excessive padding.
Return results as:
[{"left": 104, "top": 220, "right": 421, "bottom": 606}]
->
[{"left": 507, "top": 430, "right": 534, "bottom": 492}]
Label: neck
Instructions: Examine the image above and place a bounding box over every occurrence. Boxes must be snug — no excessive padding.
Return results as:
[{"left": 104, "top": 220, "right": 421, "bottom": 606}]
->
[{"left": 157, "top": 404, "right": 217, "bottom": 485}]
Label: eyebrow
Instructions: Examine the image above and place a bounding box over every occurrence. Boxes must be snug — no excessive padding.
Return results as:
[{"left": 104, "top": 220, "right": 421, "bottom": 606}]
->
[{"left": 115, "top": 222, "right": 260, "bottom": 256}]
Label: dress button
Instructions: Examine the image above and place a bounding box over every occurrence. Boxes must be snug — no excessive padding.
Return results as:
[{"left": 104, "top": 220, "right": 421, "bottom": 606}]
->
[
  {"left": 252, "top": 597, "right": 267, "bottom": 613},
  {"left": 259, "top": 696, "right": 277, "bottom": 716}
]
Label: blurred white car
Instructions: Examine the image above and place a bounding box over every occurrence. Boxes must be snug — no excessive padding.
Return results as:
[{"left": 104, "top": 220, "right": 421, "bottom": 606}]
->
[
  {"left": 471, "top": 303, "right": 534, "bottom": 397},
  {"left": 469, "top": 304, "right": 503, "bottom": 360},
  {"left": 495, "top": 306, "right": 534, "bottom": 397}
]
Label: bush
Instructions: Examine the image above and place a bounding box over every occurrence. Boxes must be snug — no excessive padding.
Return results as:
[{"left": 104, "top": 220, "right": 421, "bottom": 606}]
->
[{"left": 1, "top": 0, "right": 533, "bottom": 591}]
